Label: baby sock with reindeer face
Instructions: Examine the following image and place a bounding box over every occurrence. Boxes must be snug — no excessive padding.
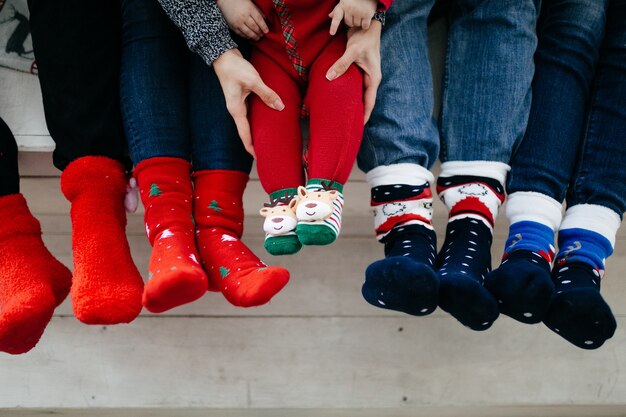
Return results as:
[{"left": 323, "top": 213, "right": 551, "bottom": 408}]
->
[
  {"left": 261, "top": 188, "right": 302, "bottom": 256},
  {"left": 295, "top": 179, "right": 344, "bottom": 246}
]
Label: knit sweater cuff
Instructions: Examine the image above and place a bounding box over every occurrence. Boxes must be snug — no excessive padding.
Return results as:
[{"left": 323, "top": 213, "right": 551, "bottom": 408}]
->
[{"left": 196, "top": 27, "right": 238, "bottom": 66}]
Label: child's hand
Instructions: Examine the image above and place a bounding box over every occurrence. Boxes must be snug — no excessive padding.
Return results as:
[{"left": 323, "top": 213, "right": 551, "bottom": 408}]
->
[
  {"left": 216, "top": 0, "right": 269, "bottom": 41},
  {"left": 329, "top": 0, "right": 378, "bottom": 35}
]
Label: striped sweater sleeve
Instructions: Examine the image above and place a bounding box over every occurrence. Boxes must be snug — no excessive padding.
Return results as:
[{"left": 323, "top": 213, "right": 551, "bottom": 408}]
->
[{"left": 157, "top": 0, "right": 238, "bottom": 65}]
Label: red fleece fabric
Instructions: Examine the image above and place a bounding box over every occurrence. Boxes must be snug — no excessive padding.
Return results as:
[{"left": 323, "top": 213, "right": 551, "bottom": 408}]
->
[
  {"left": 193, "top": 170, "right": 290, "bottom": 307},
  {"left": 134, "top": 157, "right": 208, "bottom": 313},
  {"left": 249, "top": 0, "right": 364, "bottom": 194},
  {"left": 0, "top": 194, "right": 72, "bottom": 354},
  {"left": 60, "top": 156, "right": 143, "bottom": 324}
]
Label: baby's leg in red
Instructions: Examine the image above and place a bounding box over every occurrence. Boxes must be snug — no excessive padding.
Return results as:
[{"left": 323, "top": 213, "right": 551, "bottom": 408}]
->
[
  {"left": 297, "top": 37, "right": 364, "bottom": 246},
  {"left": 249, "top": 51, "right": 304, "bottom": 255}
]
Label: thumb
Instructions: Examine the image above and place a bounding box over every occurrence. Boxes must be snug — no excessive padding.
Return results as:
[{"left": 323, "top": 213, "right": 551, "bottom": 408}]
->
[
  {"left": 326, "top": 49, "right": 357, "bottom": 81},
  {"left": 232, "top": 111, "right": 256, "bottom": 158},
  {"left": 250, "top": 79, "right": 285, "bottom": 111}
]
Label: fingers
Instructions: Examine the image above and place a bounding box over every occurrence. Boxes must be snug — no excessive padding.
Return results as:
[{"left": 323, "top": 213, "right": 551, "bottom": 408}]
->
[
  {"left": 361, "top": 18, "right": 371, "bottom": 30},
  {"left": 239, "top": 21, "right": 261, "bottom": 40},
  {"left": 329, "top": 5, "right": 344, "bottom": 35},
  {"left": 231, "top": 107, "right": 256, "bottom": 158},
  {"left": 250, "top": 8, "right": 269, "bottom": 34},
  {"left": 363, "top": 68, "right": 382, "bottom": 124},
  {"left": 250, "top": 79, "right": 285, "bottom": 111},
  {"left": 326, "top": 48, "right": 358, "bottom": 81}
]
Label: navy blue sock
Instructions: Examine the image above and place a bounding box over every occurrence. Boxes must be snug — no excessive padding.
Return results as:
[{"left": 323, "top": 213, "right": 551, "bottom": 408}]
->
[
  {"left": 544, "top": 228, "right": 616, "bottom": 349},
  {"left": 436, "top": 173, "right": 505, "bottom": 330},
  {"left": 485, "top": 221, "right": 556, "bottom": 324},
  {"left": 363, "top": 224, "right": 438, "bottom": 316},
  {"left": 362, "top": 167, "right": 439, "bottom": 316},
  {"left": 436, "top": 218, "right": 499, "bottom": 330}
]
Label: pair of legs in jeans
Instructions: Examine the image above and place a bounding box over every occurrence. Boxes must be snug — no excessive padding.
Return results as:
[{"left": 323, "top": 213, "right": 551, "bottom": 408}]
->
[
  {"left": 1, "top": 1, "right": 146, "bottom": 355},
  {"left": 359, "top": 0, "right": 538, "bottom": 330},
  {"left": 488, "top": 0, "right": 626, "bottom": 349},
  {"left": 120, "top": 0, "right": 288, "bottom": 312}
]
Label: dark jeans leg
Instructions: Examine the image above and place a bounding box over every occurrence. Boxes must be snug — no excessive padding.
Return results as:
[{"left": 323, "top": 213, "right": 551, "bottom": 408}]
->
[
  {"left": 28, "top": 0, "right": 129, "bottom": 171},
  {"left": 0, "top": 117, "right": 19, "bottom": 196},
  {"left": 189, "top": 53, "right": 253, "bottom": 173},
  {"left": 507, "top": 0, "right": 608, "bottom": 200},
  {"left": 566, "top": 0, "right": 626, "bottom": 217},
  {"left": 120, "top": 0, "right": 191, "bottom": 164}
]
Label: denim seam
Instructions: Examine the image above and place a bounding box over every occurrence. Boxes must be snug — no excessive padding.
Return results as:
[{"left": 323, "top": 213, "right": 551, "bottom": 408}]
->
[{"left": 438, "top": 16, "right": 452, "bottom": 163}]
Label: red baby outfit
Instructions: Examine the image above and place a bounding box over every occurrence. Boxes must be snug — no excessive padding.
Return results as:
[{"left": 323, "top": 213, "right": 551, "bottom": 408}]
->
[{"left": 250, "top": 0, "right": 391, "bottom": 193}]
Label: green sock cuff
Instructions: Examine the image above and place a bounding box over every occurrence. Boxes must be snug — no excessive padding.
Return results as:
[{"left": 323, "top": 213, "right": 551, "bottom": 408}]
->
[
  {"left": 269, "top": 188, "right": 299, "bottom": 203},
  {"left": 306, "top": 179, "right": 344, "bottom": 193}
]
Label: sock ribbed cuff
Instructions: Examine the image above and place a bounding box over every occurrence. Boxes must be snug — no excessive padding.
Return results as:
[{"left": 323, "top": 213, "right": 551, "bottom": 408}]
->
[
  {"left": 439, "top": 161, "right": 510, "bottom": 185},
  {"left": 506, "top": 191, "right": 563, "bottom": 231},
  {"left": 269, "top": 188, "right": 299, "bottom": 204},
  {"left": 560, "top": 204, "right": 621, "bottom": 248},
  {"left": 366, "top": 163, "right": 434, "bottom": 188},
  {"left": 306, "top": 178, "right": 344, "bottom": 193}
]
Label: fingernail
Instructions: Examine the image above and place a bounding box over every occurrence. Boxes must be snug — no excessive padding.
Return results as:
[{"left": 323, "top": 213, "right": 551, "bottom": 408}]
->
[
  {"left": 326, "top": 70, "right": 336, "bottom": 81},
  {"left": 274, "top": 100, "right": 285, "bottom": 111}
]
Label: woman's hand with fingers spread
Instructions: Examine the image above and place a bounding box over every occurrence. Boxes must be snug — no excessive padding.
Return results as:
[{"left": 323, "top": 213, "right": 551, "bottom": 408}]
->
[{"left": 326, "top": 21, "right": 382, "bottom": 124}]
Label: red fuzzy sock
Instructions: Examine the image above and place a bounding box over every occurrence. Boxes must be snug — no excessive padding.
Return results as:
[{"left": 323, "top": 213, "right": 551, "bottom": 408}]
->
[
  {"left": 135, "top": 157, "right": 208, "bottom": 313},
  {"left": 60, "top": 156, "right": 144, "bottom": 324},
  {"left": 193, "top": 170, "right": 290, "bottom": 307},
  {"left": 0, "top": 194, "right": 72, "bottom": 354}
]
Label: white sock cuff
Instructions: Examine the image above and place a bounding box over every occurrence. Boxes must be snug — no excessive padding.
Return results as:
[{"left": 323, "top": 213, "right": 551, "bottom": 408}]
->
[
  {"left": 366, "top": 163, "right": 434, "bottom": 188},
  {"left": 560, "top": 204, "right": 622, "bottom": 248},
  {"left": 439, "top": 161, "right": 510, "bottom": 185},
  {"left": 506, "top": 191, "right": 563, "bottom": 231}
]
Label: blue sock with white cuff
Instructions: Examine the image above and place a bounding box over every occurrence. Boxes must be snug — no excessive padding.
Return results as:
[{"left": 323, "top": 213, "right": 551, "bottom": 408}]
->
[
  {"left": 485, "top": 192, "right": 561, "bottom": 324},
  {"left": 544, "top": 204, "right": 620, "bottom": 350}
]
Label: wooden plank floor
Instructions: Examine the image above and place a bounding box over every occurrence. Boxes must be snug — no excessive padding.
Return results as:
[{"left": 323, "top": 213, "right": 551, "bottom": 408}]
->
[{"left": 1, "top": 170, "right": 625, "bottom": 411}]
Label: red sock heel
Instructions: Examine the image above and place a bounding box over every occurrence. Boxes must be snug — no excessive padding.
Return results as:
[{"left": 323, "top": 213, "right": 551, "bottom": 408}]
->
[
  {"left": 60, "top": 156, "right": 144, "bottom": 324},
  {"left": 0, "top": 194, "right": 72, "bottom": 354},
  {"left": 193, "top": 170, "right": 289, "bottom": 307},
  {"left": 135, "top": 157, "right": 208, "bottom": 313}
]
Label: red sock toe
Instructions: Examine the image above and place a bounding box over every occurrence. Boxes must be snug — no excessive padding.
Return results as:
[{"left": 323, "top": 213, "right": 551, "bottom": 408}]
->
[
  {"left": 0, "top": 194, "right": 71, "bottom": 354},
  {"left": 193, "top": 170, "right": 290, "bottom": 307},
  {"left": 135, "top": 157, "right": 208, "bottom": 313},
  {"left": 61, "top": 157, "right": 144, "bottom": 324}
]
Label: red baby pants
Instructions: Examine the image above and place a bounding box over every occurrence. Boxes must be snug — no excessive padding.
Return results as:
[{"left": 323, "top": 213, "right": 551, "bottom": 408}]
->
[{"left": 249, "top": 0, "right": 364, "bottom": 194}]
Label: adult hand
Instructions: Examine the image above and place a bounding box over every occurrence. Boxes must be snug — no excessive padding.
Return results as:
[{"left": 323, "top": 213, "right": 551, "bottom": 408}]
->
[
  {"left": 213, "top": 49, "right": 285, "bottom": 157},
  {"left": 326, "top": 21, "right": 382, "bottom": 124}
]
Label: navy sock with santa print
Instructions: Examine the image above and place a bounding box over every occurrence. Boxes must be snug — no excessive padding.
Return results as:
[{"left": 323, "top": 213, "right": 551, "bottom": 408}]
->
[
  {"left": 435, "top": 162, "right": 507, "bottom": 330},
  {"left": 362, "top": 164, "right": 439, "bottom": 316}
]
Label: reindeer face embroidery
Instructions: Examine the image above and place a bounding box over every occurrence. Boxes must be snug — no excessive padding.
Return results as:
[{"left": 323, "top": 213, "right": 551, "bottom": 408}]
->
[
  {"left": 382, "top": 202, "right": 407, "bottom": 217},
  {"left": 294, "top": 186, "right": 338, "bottom": 221},
  {"left": 259, "top": 198, "right": 298, "bottom": 236}
]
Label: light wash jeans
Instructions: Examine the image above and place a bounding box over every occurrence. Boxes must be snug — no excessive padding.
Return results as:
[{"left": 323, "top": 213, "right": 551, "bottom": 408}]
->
[{"left": 358, "top": 0, "right": 539, "bottom": 172}]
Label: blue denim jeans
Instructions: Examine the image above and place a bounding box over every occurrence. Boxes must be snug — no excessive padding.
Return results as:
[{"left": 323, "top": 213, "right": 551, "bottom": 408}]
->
[
  {"left": 358, "top": 0, "right": 539, "bottom": 172},
  {"left": 120, "top": 0, "right": 252, "bottom": 173},
  {"left": 507, "top": 0, "right": 626, "bottom": 218}
]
